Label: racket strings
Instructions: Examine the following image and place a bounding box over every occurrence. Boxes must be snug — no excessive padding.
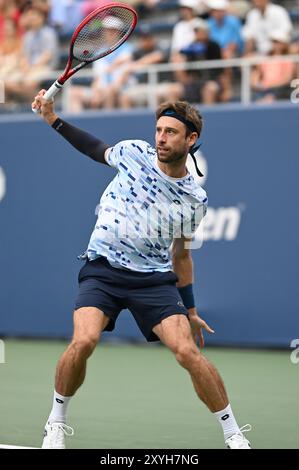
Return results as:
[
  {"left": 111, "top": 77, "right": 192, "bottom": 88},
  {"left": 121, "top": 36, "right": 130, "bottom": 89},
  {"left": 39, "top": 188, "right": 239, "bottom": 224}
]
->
[{"left": 73, "top": 7, "right": 135, "bottom": 62}]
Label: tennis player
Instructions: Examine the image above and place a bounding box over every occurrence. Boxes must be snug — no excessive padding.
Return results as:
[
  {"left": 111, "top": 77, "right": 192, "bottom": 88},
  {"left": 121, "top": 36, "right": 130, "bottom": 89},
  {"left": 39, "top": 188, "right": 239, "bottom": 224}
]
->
[{"left": 32, "top": 91, "right": 251, "bottom": 449}]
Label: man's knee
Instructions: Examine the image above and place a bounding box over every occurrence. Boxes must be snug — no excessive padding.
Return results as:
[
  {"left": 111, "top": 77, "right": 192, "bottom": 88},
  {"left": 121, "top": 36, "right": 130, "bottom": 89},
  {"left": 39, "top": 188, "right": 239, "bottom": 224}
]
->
[
  {"left": 70, "top": 335, "right": 99, "bottom": 358},
  {"left": 175, "top": 342, "right": 200, "bottom": 369}
]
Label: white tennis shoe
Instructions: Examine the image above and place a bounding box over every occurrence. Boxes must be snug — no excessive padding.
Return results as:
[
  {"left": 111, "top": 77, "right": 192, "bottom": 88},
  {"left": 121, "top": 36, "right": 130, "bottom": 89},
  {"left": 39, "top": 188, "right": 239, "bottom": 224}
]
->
[
  {"left": 42, "top": 421, "right": 74, "bottom": 449},
  {"left": 225, "top": 424, "right": 252, "bottom": 449}
]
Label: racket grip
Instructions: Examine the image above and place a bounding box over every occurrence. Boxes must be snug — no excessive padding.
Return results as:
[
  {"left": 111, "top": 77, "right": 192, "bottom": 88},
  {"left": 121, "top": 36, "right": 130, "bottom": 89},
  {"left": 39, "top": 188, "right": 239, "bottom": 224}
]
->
[
  {"left": 32, "top": 80, "right": 63, "bottom": 114},
  {"left": 44, "top": 80, "right": 63, "bottom": 101}
]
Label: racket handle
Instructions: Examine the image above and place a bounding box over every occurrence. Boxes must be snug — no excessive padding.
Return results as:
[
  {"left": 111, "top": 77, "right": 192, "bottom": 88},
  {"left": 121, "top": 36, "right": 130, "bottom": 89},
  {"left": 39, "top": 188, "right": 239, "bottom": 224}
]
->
[{"left": 32, "top": 80, "right": 64, "bottom": 114}]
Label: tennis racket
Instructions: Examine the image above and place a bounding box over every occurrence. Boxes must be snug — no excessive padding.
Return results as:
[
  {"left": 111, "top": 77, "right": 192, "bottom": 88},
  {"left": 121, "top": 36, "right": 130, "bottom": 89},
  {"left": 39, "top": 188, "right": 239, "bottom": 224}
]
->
[{"left": 32, "top": 2, "right": 137, "bottom": 113}]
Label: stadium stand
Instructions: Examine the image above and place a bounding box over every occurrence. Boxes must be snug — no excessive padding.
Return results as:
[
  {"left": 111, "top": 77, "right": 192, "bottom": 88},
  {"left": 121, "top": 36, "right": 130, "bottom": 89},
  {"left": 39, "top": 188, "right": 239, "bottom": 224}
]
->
[{"left": 0, "top": 0, "right": 298, "bottom": 112}]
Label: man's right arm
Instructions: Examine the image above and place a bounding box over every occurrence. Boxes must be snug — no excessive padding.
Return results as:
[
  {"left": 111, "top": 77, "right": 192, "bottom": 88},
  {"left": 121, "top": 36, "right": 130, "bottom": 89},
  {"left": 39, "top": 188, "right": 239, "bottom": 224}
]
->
[{"left": 32, "top": 89, "right": 110, "bottom": 165}]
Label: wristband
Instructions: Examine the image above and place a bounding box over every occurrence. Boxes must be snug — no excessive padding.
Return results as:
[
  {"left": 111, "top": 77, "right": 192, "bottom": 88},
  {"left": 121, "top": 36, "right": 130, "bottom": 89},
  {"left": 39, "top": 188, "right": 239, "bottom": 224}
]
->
[
  {"left": 52, "top": 117, "right": 63, "bottom": 131},
  {"left": 178, "top": 284, "right": 195, "bottom": 310}
]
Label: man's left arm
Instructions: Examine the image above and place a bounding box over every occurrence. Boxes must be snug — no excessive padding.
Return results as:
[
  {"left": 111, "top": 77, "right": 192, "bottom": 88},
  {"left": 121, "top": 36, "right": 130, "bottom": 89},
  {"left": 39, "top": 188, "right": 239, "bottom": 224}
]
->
[{"left": 172, "top": 237, "right": 214, "bottom": 348}]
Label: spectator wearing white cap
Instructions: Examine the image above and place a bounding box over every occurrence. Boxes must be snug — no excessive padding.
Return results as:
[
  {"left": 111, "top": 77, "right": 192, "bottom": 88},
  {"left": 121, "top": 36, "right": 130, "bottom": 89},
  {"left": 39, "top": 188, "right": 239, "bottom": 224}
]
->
[
  {"left": 251, "top": 29, "right": 295, "bottom": 103},
  {"left": 206, "top": 0, "right": 243, "bottom": 59},
  {"left": 68, "top": 16, "right": 132, "bottom": 112},
  {"left": 243, "top": 0, "right": 293, "bottom": 55},
  {"left": 170, "top": 0, "right": 199, "bottom": 56}
]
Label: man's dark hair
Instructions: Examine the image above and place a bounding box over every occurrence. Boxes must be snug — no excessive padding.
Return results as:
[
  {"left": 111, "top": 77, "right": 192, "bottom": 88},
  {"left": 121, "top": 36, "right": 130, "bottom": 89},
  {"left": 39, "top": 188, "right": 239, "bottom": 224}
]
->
[{"left": 156, "top": 101, "right": 203, "bottom": 138}]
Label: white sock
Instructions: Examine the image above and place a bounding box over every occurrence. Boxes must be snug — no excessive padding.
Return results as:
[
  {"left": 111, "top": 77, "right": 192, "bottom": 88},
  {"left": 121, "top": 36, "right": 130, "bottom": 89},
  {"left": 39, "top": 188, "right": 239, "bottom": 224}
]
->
[
  {"left": 214, "top": 404, "right": 240, "bottom": 440},
  {"left": 48, "top": 390, "right": 72, "bottom": 424}
]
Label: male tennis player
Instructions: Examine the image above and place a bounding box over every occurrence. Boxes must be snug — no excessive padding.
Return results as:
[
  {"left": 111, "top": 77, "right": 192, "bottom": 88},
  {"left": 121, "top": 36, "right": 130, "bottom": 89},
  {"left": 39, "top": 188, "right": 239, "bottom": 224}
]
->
[{"left": 32, "top": 91, "right": 251, "bottom": 449}]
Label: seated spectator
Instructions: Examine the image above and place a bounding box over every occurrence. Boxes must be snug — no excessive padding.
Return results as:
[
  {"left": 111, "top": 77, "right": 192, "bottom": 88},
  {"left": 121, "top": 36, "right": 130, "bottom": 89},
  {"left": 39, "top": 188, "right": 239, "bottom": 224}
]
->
[
  {"left": 251, "top": 30, "right": 296, "bottom": 103},
  {"left": 68, "top": 16, "right": 133, "bottom": 112},
  {"left": 0, "top": 0, "right": 22, "bottom": 41},
  {"left": 5, "top": 6, "right": 58, "bottom": 101},
  {"left": 206, "top": 0, "right": 243, "bottom": 58},
  {"left": 171, "top": 0, "right": 199, "bottom": 57},
  {"left": 119, "top": 25, "right": 173, "bottom": 108},
  {"left": 0, "top": 18, "right": 22, "bottom": 80},
  {"left": 172, "top": 19, "right": 232, "bottom": 104},
  {"left": 243, "top": 0, "right": 293, "bottom": 55}
]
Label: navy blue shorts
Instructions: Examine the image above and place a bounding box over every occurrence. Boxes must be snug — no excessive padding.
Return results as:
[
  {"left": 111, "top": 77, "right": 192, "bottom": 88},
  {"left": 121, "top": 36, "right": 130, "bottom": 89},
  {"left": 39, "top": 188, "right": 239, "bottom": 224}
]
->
[{"left": 75, "top": 256, "right": 189, "bottom": 342}]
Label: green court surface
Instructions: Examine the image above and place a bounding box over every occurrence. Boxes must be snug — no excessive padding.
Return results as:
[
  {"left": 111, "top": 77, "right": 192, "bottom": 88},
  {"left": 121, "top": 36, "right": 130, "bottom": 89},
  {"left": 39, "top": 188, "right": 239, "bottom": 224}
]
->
[{"left": 0, "top": 340, "right": 298, "bottom": 449}]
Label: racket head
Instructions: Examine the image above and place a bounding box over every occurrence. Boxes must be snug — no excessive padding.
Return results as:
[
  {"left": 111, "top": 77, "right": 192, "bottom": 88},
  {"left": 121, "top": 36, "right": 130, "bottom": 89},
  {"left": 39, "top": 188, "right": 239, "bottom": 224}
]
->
[{"left": 71, "top": 3, "right": 137, "bottom": 63}]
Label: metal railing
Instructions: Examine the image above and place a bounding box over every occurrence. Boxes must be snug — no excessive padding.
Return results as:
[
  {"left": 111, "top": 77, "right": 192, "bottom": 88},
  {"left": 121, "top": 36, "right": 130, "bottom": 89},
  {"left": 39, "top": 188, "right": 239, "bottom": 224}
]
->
[{"left": 23, "top": 54, "right": 299, "bottom": 112}]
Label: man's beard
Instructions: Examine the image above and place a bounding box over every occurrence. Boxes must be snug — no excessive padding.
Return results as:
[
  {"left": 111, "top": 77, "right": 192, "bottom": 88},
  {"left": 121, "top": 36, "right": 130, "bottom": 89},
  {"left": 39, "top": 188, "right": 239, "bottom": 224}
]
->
[{"left": 156, "top": 146, "right": 186, "bottom": 163}]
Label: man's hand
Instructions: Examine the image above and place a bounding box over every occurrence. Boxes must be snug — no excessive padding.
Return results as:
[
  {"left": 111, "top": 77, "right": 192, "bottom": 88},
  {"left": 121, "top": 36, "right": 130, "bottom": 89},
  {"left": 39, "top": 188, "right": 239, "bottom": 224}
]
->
[
  {"left": 188, "top": 307, "right": 215, "bottom": 349},
  {"left": 31, "top": 89, "right": 58, "bottom": 125}
]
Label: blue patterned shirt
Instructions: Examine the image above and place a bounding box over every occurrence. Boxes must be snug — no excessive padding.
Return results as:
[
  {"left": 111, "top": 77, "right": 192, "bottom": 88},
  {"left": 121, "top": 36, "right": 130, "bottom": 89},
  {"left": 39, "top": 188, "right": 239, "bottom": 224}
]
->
[{"left": 87, "top": 140, "right": 207, "bottom": 272}]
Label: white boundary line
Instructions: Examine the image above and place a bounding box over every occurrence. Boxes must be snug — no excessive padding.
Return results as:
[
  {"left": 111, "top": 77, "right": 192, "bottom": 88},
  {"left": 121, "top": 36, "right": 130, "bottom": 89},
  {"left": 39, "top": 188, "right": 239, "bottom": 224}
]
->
[{"left": 0, "top": 444, "right": 39, "bottom": 449}]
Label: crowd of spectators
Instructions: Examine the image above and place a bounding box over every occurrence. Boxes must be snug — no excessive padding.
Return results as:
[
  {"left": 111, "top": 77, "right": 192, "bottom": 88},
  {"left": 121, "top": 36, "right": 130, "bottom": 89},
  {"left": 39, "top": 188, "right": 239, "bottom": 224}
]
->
[{"left": 0, "top": 0, "right": 298, "bottom": 111}]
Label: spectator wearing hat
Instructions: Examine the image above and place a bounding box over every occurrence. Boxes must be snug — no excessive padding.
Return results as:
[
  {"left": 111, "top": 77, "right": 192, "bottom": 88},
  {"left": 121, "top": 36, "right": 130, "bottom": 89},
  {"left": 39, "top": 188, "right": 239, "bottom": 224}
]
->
[
  {"left": 68, "top": 16, "right": 133, "bottom": 112},
  {"left": 171, "top": 0, "right": 199, "bottom": 56},
  {"left": 251, "top": 29, "right": 296, "bottom": 103},
  {"left": 171, "top": 18, "right": 232, "bottom": 104},
  {"left": 171, "top": 0, "right": 205, "bottom": 85},
  {"left": 206, "top": 0, "right": 243, "bottom": 59},
  {"left": 243, "top": 0, "right": 293, "bottom": 55}
]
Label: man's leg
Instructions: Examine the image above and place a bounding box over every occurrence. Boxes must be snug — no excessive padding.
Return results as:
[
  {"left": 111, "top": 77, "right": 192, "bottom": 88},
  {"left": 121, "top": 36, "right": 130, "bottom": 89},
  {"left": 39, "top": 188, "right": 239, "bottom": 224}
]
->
[
  {"left": 153, "top": 314, "right": 228, "bottom": 412},
  {"left": 55, "top": 307, "right": 110, "bottom": 396},
  {"left": 42, "top": 307, "right": 110, "bottom": 448},
  {"left": 153, "top": 315, "right": 251, "bottom": 447}
]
